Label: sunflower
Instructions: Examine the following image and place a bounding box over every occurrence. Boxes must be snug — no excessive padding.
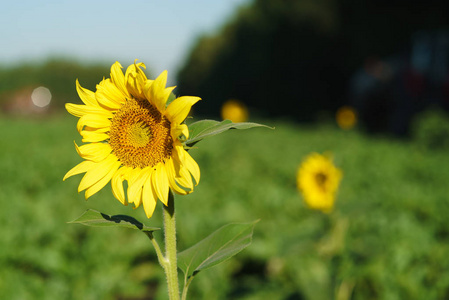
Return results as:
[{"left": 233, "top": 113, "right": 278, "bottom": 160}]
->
[
  {"left": 221, "top": 99, "right": 248, "bottom": 123},
  {"left": 336, "top": 106, "right": 357, "bottom": 130},
  {"left": 297, "top": 153, "right": 342, "bottom": 213},
  {"left": 63, "top": 61, "right": 201, "bottom": 218}
]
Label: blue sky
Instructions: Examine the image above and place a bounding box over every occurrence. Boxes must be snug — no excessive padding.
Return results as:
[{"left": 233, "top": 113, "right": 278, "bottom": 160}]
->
[{"left": 1, "top": 0, "right": 249, "bottom": 83}]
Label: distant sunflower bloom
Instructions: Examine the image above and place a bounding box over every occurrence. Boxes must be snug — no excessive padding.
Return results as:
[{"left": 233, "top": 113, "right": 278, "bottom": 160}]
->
[
  {"left": 336, "top": 106, "right": 357, "bottom": 130},
  {"left": 297, "top": 153, "right": 342, "bottom": 213},
  {"left": 64, "top": 61, "right": 201, "bottom": 218},
  {"left": 221, "top": 99, "right": 248, "bottom": 123}
]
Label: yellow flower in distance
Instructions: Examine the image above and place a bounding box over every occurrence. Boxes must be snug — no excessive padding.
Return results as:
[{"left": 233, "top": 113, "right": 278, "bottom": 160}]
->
[
  {"left": 221, "top": 99, "right": 248, "bottom": 123},
  {"left": 297, "top": 153, "right": 342, "bottom": 213},
  {"left": 64, "top": 61, "right": 201, "bottom": 218},
  {"left": 336, "top": 106, "right": 357, "bottom": 130}
]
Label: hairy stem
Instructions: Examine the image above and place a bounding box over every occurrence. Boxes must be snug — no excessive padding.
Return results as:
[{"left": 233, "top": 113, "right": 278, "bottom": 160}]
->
[{"left": 163, "top": 191, "right": 180, "bottom": 300}]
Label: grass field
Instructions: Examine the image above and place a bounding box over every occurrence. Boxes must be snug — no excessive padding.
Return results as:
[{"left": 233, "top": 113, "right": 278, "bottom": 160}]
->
[{"left": 1, "top": 114, "right": 449, "bottom": 300}]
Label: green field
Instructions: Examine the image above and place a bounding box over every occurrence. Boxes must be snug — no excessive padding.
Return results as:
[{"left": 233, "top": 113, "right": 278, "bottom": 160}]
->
[{"left": 1, "top": 114, "right": 449, "bottom": 300}]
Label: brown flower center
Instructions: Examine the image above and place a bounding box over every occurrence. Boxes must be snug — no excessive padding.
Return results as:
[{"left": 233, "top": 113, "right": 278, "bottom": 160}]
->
[
  {"left": 315, "top": 172, "right": 328, "bottom": 190},
  {"left": 109, "top": 97, "right": 172, "bottom": 168}
]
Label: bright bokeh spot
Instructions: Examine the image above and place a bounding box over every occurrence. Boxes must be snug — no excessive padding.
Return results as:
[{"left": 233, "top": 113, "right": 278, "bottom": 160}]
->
[
  {"left": 336, "top": 106, "right": 357, "bottom": 130},
  {"left": 31, "top": 86, "right": 52, "bottom": 108},
  {"left": 221, "top": 99, "right": 248, "bottom": 123}
]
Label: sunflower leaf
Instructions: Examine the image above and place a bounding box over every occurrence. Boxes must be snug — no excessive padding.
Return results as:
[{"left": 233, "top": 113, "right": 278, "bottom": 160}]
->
[
  {"left": 186, "top": 119, "right": 272, "bottom": 147},
  {"left": 69, "top": 209, "right": 160, "bottom": 232},
  {"left": 178, "top": 220, "right": 258, "bottom": 280}
]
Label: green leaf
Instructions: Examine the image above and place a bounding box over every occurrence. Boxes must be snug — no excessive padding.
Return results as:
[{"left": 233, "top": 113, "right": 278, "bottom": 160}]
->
[
  {"left": 69, "top": 209, "right": 160, "bottom": 232},
  {"left": 178, "top": 220, "right": 258, "bottom": 279},
  {"left": 186, "top": 119, "right": 272, "bottom": 147}
]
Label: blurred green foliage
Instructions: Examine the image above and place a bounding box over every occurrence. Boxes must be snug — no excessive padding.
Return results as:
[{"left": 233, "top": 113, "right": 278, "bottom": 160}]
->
[
  {"left": 1, "top": 115, "right": 449, "bottom": 299},
  {"left": 411, "top": 108, "right": 449, "bottom": 151},
  {"left": 0, "top": 59, "right": 110, "bottom": 108}
]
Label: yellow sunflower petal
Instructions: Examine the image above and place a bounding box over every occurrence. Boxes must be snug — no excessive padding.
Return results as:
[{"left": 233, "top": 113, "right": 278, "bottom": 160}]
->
[
  {"left": 77, "top": 114, "right": 110, "bottom": 133},
  {"left": 171, "top": 156, "right": 194, "bottom": 191},
  {"left": 125, "top": 168, "right": 138, "bottom": 205},
  {"left": 146, "top": 70, "right": 176, "bottom": 114},
  {"left": 110, "top": 61, "right": 130, "bottom": 98},
  {"left": 63, "top": 160, "right": 96, "bottom": 181},
  {"left": 165, "top": 96, "right": 201, "bottom": 124},
  {"left": 177, "top": 166, "right": 194, "bottom": 190},
  {"left": 80, "top": 130, "right": 109, "bottom": 143},
  {"left": 111, "top": 167, "right": 129, "bottom": 205},
  {"left": 80, "top": 126, "right": 110, "bottom": 142},
  {"left": 125, "top": 61, "right": 148, "bottom": 99},
  {"left": 84, "top": 126, "right": 109, "bottom": 133},
  {"left": 142, "top": 171, "right": 158, "bottom": 218},
  {"left": 144, "top": 80, "right": 153, "bottom": 98},
  {"left": 76, "top": 79, "right": 98, "bottom": 106},
  {"left": 74, "top": 142, "right": 112, "bottom": 162},
  {"left": 65, "top": 103, "right": 112, "bottom": 118},
  {"left": 162, "top": 86, "right": 176, "bottom": 105},
  {"left": 171, "top": 123, "right": 189, "bottom": 141},
  {"left": 85, "top": 161, "right": 121, "bottom": 199},
  {"left": 184, "top": 151, "right": 200, "bottom": 185},
  {"left": 78, "top": 155, "right": 118, "bottom": 192},
  {"left": 126, "top": 168, "right": 140, "bottom": 205},
  {"left": 171, "top": 142, "right": 186, "bottom": 166},
  {"left": 152, "top": 163, "right": 169, "bottom": 205},
  {"left": 127, "top": 167, "right": 151, "bottom": 208},
  {"left": 147, "top": 70, "right": 168, "bottom": 112},
  {"left": 166, "top": 158, "right": 189, "bottom": 195},
  {"left": 96, "top": 78, "right": 125, "bottom": 109},
  {"left": 171, "top": 142, "right": 198, "bottom": 186}
]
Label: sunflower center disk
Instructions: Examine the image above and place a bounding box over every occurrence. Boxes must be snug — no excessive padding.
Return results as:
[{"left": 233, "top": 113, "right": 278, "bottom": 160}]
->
[
  {"left": 109, "top": 98, "right": 173, "bottom": 169},
  {"left": 315, "top": 172, "right": 328, "bottom": 190},
  {"left": 128, "top": 123, "right": 152, "bottom": 148}
]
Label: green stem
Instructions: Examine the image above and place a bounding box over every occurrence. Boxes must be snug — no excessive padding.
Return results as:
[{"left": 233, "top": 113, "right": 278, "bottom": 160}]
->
[
  {"left": 145, "top": 232, "right": 165, "bottom": 267},
  {"left": 163, "top": 191, "right": 180, "bottom": 300},
  {"left": 181, "top": 276, "right": 194, "bottom": 300}
]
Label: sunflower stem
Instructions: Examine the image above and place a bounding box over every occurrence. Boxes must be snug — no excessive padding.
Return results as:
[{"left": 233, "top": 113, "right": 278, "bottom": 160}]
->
[{"left": 163, "top": 191, "right": 180, "bottom": 300}]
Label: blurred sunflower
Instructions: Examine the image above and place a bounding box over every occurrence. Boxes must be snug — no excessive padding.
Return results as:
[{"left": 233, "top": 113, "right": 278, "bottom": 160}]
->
[
  {"left": 64, "top": 61, "right": 201, "bottom": 218},
  {"left": 297, "top": 153, "right": 342, "bottom": 213},
  {"left": 336, "top": 106, "right": 357, "bottom": 130},
  {"left": 221, "top": 99, "right": 248, "bottom": 123}
]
